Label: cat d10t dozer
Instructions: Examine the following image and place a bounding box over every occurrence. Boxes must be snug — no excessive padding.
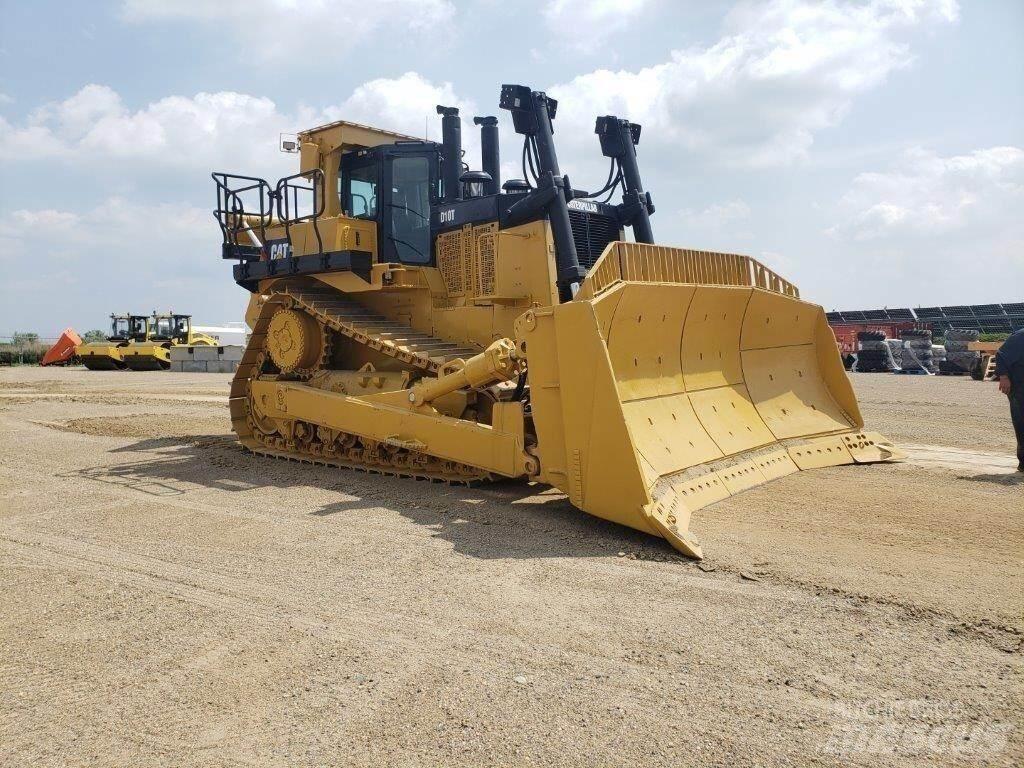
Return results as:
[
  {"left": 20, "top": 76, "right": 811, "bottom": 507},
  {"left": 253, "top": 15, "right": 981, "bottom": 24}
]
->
[
  {"left": 122, "top": 313, "right": 219, "bottom": 370},
  {"left": 213, "top": 83, "right": 901, "bottom": 558},
  {"left": 77, "top": 313, "right": 149, "bottom": 370}
]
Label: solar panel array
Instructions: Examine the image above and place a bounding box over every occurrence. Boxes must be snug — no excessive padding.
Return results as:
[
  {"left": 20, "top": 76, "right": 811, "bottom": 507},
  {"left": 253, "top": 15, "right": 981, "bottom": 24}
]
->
[{"left": 826, "top": 303, "right": 1024, "bottom": 333}]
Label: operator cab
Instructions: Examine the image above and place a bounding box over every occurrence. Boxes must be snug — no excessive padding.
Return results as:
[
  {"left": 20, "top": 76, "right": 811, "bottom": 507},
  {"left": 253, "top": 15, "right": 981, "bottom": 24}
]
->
[
  {"left": 129, "top": 315, "right": 150, "bottom": 343},
  {"left": 150, "top": 314, "right": 175, "bottom": 341},
  {"left": 340, "top": 142, "right": 440, "bottom": 265},
  {"left": 109, "top": 315, "right": 130, "bottom": 341},
  {"left": 172, "top": 315, "right": 192, "bottom": 343}
]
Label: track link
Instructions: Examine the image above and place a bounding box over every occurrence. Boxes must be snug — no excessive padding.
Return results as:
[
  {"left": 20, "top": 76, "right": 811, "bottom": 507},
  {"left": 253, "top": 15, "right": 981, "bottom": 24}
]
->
[{"left": 229, "top": 277, "right": 491, "bottom": 484}]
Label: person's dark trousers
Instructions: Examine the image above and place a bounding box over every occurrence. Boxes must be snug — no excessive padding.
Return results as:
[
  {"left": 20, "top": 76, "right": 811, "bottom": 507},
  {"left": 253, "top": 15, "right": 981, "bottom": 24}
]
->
[{"left": 1011, "top": 390, "right": 1024, "bottom": 471}]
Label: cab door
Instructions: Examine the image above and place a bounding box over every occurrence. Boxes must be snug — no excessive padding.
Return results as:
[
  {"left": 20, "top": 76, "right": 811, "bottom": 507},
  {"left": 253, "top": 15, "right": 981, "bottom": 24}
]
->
[
  {"left": 381, "top": 147, "right": 436, "bottom": 265},
  {"left": 340, "top": 145, "right": 438, "bottom": 266}
]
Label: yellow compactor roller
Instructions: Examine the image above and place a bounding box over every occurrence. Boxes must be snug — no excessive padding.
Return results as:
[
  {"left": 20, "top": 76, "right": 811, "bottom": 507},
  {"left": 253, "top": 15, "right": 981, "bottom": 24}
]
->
[
  {"left": 122, "top": 313, "right": 218, "bottom": 370},
  {"left": 213, "top": 84, "right": 901, "bottom": 558},
  {"left": 77, "top": 314, "right": 148, "bottom": 370}
]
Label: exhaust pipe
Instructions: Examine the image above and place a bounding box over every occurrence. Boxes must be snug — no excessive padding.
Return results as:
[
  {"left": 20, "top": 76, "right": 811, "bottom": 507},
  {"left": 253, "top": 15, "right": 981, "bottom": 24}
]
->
[
  {"left": 595, "top": 116, "right": 654, "bottom": 244},
  {"left": 473, "top": 116, "right": 500, "bottom": 196},
  {"left": 436, "top": 105, "right": 462, "bottom": 203}
]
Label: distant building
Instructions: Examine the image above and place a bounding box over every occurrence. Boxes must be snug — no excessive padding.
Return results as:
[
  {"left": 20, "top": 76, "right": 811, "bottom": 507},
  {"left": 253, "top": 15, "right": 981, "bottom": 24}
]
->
[{"left": 193, "top": 323, "right": 248, "bottom": 347}]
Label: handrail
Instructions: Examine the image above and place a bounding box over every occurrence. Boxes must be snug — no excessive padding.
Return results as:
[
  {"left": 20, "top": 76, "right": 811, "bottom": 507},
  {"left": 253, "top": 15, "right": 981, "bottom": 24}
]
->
[
  {"left": 275, "top": 168, "right": 325, "bottom": 258},
  {"left": 212, "top": 172, "right": 274, "bottom": 260}
]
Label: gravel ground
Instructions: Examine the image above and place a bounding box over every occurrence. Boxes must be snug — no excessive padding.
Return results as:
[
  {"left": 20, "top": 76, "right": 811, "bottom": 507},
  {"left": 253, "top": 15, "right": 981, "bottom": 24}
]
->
[{"left": 0, "top": 366, "right": 1020, "bottom": 767}]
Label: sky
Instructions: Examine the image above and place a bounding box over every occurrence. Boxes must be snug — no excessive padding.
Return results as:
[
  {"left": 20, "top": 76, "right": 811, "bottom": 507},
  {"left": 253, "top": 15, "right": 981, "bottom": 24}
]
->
[{"left": 0, "top": 0, "right": 1021, "bottom": 337}]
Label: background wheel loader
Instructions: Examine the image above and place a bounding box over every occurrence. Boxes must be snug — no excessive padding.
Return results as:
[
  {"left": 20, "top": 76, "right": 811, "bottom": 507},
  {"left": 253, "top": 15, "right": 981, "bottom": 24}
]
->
[
  {"left": 213, "top": 83, "right": 901, "bottom": 558},
  {"left": 122, "top": 313, "right": 219, "bottom": 371},
  {"left": 76, "top": 314, "right": 146, "bottom": 370}
]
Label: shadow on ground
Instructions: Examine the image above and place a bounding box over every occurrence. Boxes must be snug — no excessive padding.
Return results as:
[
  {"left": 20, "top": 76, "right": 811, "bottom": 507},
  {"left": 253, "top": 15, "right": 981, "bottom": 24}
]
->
[
  {"left": 63, "top": 434, "right": 684, "bottom": 562},
  {"left": 958, "top": 472, "right": 1024, "bottom": 486}
]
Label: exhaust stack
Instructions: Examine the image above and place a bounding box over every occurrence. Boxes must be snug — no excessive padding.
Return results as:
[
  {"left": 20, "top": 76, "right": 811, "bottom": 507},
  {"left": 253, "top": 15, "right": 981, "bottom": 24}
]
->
[
  {"left": 436, "top": 105, "right": 462, "bottom": 203},
  {"left": 473, "top": 116, "right": 500, "bottom": 195},
  {"left": 595, "top": 116, "right": 654, "bottom": 244}
]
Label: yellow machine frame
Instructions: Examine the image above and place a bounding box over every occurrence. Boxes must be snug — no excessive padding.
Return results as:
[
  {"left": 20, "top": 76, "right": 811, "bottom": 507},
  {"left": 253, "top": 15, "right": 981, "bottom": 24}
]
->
[
  {"left": 123, "top": 313, "right": 219, "bottom": 371},
  {"left": 76, "top": 313, "right": 141, "bottom": 370},
  {"left": 215, "top": 85, "right": 901, "bottom": 559}
]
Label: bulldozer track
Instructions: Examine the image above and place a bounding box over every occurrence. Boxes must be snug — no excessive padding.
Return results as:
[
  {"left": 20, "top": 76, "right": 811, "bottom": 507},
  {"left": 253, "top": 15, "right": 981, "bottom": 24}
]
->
[
  {"left": 266, "top": 277, "right": 478, "bottom": 373},
  {"left": 229, "top": 277, "right": 490, "bottom": 484}
]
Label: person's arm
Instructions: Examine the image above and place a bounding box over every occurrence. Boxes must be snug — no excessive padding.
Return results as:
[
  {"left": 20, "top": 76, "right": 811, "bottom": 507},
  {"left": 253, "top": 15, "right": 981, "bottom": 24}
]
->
[
  {"left": 995, "top": 331, "right": 1022, "bottom": 394},
  {"left": 994, "top": 349, "right": 1008, "bottom": 378}
]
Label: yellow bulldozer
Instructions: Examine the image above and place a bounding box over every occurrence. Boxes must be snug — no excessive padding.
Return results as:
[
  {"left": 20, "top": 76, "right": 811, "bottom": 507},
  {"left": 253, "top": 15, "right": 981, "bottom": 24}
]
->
[
  {"left": 122, "top": 313, "right": 219, "bottom": 371},
  {"left": 213, "top": 84, "right": 901, "bottom": 558},
  {"left": 77, "top": 313, "right": 149, "bottom": 370}
]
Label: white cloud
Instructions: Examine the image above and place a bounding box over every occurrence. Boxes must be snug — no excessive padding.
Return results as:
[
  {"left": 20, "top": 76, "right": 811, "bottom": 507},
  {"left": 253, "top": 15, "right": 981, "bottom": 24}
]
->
[
  {"left": 0, "top": 198, "right": 212, "bottom": 258},
  {"left": 812, "top": 144, "right": 1024, "bottom": 308},
  {"left": 0, "top": 208, "right": 81, "bottom": 232},
  {"left": 324, "top": 72, "right": 477, "bottom": 145},
  {"left": 0, "top": 74, "right": 476, "bottom": 177},
  {"left": 548, "top": 0, "right": 959, "bottom": 168},
  {"left": 671, "top": 200, "right": 753, "bottom": 253},
  {"left": 0, "top": 84, "right": 290, "bottom": 174},
  {"left": 0, "top": 72, "right": 483, "bottom": 334},
  {"left": 544, "top": 0, "right": 652, "bottom": 54},
  {"left": 829, "top": 145, "right": 1024, "bottom": 239},
  {"left": 119, "top": 0, "right": 454, "bottom": 60},
  {"left": 682, "top": 199, "right": 751, "bottom": 229},
  {"left": 0, "top": 198, "right": 238, "bottom": 335}
]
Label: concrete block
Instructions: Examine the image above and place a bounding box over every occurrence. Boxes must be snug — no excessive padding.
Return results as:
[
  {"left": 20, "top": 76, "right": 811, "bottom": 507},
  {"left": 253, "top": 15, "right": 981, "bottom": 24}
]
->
[
  {"left": 206, "top": 360, "right": 239, "bottom": 374},
  {"left": 168, "top": 361, "right": 185, "bottom": 372},
  {"left": 219, "top": 345, "right": 244, "bottom": 362},
  {"left": 169, "top": 347, "right": 194, "bottom": 363},
  {"left": 180, "top": 361, "right": 209, "bottom": 373},
  {"left": 191, "top": 345, "right": 222, "bottom": 361}
]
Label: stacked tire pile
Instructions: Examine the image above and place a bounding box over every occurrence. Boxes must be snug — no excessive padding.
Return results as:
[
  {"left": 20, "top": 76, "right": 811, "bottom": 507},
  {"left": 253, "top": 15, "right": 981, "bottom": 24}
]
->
[
  {"left": 941, "top": 329, "right": 981, "bottom": 374},
  {"left": 899, "top": 329, "right": 936, "bottom": 373},
  {"left": 855, "top": 330, "right": 896, "bottom": 372},
  {"left": 885, "top": 338, "right": 904, "bottom": 370}
]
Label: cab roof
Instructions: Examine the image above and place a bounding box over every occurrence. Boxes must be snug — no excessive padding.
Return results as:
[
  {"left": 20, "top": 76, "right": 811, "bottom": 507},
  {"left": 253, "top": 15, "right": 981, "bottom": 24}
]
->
[{"left": 298, "top": 119, "right": 419, "bottom": 155}]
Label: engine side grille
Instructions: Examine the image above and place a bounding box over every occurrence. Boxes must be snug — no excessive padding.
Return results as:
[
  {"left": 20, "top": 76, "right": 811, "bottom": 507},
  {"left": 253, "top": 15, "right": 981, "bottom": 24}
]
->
[
  {"left": 436, "top": 229, "right": 465, "bottom": 296},
  {"left": 568, "top": 209, "right": 620, "bottom": 271}
]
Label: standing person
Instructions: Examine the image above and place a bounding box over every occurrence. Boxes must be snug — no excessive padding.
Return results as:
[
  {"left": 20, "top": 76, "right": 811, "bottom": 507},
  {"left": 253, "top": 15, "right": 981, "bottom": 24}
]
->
[{"left": 995, "top": 328, "right": 1024, "bottom": 472}]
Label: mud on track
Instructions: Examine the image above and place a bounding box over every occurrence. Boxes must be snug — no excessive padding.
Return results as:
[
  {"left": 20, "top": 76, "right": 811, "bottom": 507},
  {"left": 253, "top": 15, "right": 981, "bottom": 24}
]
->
[{"left": 0, "top": 365, "right": 1021, "bottom": 767}]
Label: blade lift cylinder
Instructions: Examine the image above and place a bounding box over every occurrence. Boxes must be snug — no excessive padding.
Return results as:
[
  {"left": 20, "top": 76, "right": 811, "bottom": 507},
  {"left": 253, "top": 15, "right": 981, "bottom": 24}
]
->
[
  {"left": 500, "top": 84, "right": 585, "bottom": 302},
  {"left": 595, "top": 116, "right": 654, "bottom": 244}
]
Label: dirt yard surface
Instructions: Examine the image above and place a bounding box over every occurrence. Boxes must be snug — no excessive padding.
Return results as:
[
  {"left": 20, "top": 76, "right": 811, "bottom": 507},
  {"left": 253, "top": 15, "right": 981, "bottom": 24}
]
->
[{"left": 1, "top": 366, "right": 1020, "bottom": 767}]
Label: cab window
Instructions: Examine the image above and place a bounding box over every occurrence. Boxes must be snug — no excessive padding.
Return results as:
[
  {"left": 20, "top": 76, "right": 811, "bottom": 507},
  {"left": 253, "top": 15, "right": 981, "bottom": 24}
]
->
[
  {"left": 153, "top": 317, "right": 173, "bottom": 338},
  {"left": 388, "top": 155, "right": 431, "bottom": 264},
  {"left": 343, "top": 163, "right": 378, "bottom": 219},
  {"left": 130, "top": 318, "right": 148, "bottom": 338}
]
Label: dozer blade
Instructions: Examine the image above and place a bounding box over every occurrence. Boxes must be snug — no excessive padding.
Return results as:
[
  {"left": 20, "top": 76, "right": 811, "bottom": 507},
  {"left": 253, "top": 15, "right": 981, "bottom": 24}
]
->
[{"left": 518, "top": 277, "right": 902, "bottom": 559}]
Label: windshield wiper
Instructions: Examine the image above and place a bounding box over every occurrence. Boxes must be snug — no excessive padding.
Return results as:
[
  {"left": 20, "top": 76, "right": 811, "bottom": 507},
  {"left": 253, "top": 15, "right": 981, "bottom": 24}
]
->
[
  {"left": 386, "top": 234, "right": 427, "bottom": 262},
  {"left": 386, "top": 202, "right": 429, "bottom": 222}
]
